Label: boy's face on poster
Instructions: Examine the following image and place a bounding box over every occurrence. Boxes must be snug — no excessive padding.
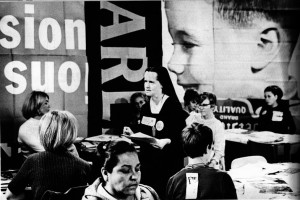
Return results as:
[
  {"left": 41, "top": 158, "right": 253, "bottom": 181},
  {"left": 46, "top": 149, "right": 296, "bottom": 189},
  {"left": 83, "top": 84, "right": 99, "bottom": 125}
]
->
[{"left": 165, "top": 1, "right": 296, "bottom": 99}]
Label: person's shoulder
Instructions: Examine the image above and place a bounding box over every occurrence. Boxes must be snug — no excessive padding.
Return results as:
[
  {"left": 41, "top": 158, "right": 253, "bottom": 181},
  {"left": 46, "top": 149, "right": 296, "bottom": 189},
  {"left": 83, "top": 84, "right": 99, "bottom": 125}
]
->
[
  {"left": 82, "top": 178, "right": 102, "bottom": 200},
  {"left": 208, "top": 168, "right": 232, "bottom": 181},
  {"left": 67, "top": 152, "right": 89, "bottom": 163},
  {"left": 19, "top": 118, "right": 39, "bottom": 133},
  {"left": 25, "top": 151, "right": 46, "bottom": 163},
  {"left": 71, "top": 154, "right": 92, "bottom": 169},
  {"left": 139, "top": 184, "right": 160, "bottom": 200},
  {"left": 169, "top": 167, "right": 189, "bottom": 181}
]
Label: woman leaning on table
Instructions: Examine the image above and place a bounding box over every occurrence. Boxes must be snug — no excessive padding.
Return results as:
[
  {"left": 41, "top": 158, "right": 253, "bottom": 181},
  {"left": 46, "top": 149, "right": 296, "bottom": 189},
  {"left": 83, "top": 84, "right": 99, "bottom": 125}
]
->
[
  {"left": 258, "top": 85, "right": 296, "bottom": 134},
  {"left": 124, "top": 66, "right": 187, "bottom": 197},
  {"left": 6, "top": 110, "right": 91, "bottom": 200}
]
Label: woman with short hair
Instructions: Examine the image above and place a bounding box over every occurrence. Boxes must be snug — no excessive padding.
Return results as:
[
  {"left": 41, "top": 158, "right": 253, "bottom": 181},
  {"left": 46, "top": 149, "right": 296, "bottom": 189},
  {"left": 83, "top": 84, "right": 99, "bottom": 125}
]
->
[
  {"left": 6, "top": 110, "right": 91, "bottom": 200},
  {"left": 18, "top": 91, "right": 51, "bottom": 159}
]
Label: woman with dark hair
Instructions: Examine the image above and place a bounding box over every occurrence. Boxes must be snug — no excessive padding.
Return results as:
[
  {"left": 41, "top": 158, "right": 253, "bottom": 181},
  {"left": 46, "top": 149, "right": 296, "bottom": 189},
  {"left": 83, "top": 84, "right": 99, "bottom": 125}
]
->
[
  {"left": 129, "top": 92, "right": 149, "bottom": 129},
  {"left": 258, "top": 85, "right": 296, "bottom": 134},
  {"left": 124, "top": 66, "right": 186, "bottom": 197},
  {"left": 183, "top": 89, "right": 200, "bottom": 114},
  {"left": 82, "top": 140, "right": 159, "bottom": 200},
  {"left": 6, "top": 110, "right": 91, "bottom": 200}
]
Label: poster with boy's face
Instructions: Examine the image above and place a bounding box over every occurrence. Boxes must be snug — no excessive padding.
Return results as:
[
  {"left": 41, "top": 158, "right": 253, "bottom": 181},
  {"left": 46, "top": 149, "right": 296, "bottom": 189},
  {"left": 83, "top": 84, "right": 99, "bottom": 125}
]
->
[{"left": 163, "top": 0, "right": 300, "bottom": 100}]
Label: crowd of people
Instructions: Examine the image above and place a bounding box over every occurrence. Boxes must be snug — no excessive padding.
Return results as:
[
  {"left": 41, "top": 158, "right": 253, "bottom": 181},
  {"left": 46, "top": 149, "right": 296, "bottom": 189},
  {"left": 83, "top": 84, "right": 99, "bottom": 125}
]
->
[
  {"left": 6, "top": 67, "right": 296, "bottom": 200},
  {"left": 5, "top": 0, "right": 298, "bottom": 199}
]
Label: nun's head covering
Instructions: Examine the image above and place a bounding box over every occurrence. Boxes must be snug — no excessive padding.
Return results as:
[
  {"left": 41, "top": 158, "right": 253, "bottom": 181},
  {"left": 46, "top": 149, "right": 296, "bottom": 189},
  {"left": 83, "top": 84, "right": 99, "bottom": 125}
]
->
[{"left": 144, "top": 66, "right": 180, "bottom": 105}]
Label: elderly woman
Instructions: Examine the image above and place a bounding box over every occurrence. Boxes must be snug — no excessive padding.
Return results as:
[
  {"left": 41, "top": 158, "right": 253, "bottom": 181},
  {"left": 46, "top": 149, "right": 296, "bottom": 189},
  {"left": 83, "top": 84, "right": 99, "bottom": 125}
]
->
[
  {"left": 124, "top": 66, "right": 186, "bottom": 197},
  {"left": 6, "top": 110, "right": 91, "bottom": 200},
  {"left": 18, "top": 91, "right": 78, "bottom": 160},
  {"left": 258, "top": 85, "right": 296, "bottom": 134},
  {"left": 82, "top": 140, "right": 159, "bottom": 200}
]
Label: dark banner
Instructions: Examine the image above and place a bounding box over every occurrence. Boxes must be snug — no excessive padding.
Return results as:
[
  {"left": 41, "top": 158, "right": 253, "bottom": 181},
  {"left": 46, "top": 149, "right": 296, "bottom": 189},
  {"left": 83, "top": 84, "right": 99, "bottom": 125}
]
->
[{"left": 96, "top": 1, "right": 162, "bottom": 123}]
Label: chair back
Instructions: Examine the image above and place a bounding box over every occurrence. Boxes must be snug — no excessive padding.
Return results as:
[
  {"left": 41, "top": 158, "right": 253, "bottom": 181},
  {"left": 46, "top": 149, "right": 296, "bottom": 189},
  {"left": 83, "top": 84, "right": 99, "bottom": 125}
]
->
[{"left": 231, "top": 155, "right": 267, "bottom": 169}]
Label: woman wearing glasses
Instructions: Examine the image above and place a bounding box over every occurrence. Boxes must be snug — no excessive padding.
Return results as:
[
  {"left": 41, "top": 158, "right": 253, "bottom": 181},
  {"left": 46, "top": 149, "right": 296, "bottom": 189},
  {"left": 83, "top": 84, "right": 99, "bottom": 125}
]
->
[
  {"left": 6, "top": 110, "right": 91, "bottom": 200},
  {"left": 196, "top": 92, "right": 225, "bottom": 170}
]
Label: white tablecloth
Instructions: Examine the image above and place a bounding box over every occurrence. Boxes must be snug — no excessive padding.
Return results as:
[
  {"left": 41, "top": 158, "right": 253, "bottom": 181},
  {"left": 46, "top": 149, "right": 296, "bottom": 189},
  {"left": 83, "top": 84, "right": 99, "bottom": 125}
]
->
[{"left": 228, "top": 162, "right": 300, "bottom": 199}]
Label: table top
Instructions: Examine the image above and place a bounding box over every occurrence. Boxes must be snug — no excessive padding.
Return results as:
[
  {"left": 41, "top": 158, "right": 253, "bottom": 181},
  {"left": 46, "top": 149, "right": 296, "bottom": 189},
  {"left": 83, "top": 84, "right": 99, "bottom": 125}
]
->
[
  {"left": 225, "top": 129, "right": 300, "bottom": 144},
  {"left": 228, "top": 162, "right": 300, "bottom": 199}
]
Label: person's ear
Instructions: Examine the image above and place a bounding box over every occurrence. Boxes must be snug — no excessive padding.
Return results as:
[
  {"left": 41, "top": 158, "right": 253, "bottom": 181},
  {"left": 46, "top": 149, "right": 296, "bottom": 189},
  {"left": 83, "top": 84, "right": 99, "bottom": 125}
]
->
[
  {"left": 251, "top": 27, "right": 280, "bottom": 73},
  {"left": 101, "top": 167, "right": 109, "bottom": 182}
]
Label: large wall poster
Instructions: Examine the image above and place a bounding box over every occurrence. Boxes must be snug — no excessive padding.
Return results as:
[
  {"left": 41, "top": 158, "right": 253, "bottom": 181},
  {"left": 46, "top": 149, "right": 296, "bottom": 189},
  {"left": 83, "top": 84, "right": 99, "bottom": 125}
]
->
[{"left": 162, "top": 0, "right": 300, "bottom": 133}]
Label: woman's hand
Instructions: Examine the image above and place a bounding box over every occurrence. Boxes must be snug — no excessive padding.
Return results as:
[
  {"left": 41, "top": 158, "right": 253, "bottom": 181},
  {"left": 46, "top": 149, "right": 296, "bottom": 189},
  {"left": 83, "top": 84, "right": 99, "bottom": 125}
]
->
[{"left": 123, "top": 126, "right": 134, "bottom": 136}]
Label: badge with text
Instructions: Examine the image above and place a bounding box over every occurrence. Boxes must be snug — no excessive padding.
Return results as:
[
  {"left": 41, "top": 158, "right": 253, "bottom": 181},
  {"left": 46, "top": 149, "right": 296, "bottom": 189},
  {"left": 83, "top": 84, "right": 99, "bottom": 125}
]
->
[
  {"left": 141, "top": 116, "right": 156, "bottom": 127},
  {"left": 155, "top": 120, "right": 164, "bottom": 131},
  {"left": 272, "top": 111, "right": 283, "bottom": 121},
  {"left": 186, "top": 173, "right": 198, "bottom": 199}
]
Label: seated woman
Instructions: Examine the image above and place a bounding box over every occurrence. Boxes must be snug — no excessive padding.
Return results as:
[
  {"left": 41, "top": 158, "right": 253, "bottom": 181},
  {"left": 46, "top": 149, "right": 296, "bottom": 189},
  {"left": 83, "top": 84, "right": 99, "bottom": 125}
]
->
[
  {"left": 258, "top": 85, "right": 296, "bottom": 134},
  {"left": 183, "top": 88, "right": 200, "bottom": 114},
  {"left": 183, "top": 89, "right": 201, "bottom": 125},
  {"left": 129, "top": 92, "right": 149, "bottom": 130},
  {"left": 18, "top": 91, "right": 78, "bottom": 160},
  {"left": 166, "top": 123, "right": 237, "bottom": 200},
  {"left": 6, "top": 110, "right": 91, "bottom": 200},
  {"left": 82, "top": 139, "right": 159, "bottom": 200}
]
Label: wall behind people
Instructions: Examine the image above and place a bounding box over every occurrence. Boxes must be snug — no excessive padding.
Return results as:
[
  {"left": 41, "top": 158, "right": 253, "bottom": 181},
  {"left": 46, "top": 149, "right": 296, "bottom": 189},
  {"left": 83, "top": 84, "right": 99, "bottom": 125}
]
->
[
  {"left": 162, "top": 0, "right": 300, "bottom": 133},
  {"left": 0, "top": 2, "right": 88, "bottom": 158}
]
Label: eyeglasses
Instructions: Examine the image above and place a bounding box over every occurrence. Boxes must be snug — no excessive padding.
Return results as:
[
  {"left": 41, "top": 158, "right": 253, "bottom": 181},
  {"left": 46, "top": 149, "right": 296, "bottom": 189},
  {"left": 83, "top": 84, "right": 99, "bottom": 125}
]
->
[{"left": 198, "top": 103, "right": 211, "bottom": 107}]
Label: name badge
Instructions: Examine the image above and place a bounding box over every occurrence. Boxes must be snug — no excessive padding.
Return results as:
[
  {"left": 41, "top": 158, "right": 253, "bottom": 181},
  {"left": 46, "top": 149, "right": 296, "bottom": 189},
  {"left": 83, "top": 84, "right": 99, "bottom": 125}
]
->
[
  {"left": 141, "top": 116, "right": 156, "bottom": 127},
  {"left": 186, "top": 173, "right": 198, "bottom": 199},
  {"left": 272, "top": 111, "right": 283, "bottom": 121}
]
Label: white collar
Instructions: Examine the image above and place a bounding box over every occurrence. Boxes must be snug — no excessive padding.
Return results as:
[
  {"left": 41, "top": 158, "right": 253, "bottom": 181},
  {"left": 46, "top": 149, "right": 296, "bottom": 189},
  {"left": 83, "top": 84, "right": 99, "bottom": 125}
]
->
[{"left": 150, "top": 95, "right": 168, "bottom": 114}]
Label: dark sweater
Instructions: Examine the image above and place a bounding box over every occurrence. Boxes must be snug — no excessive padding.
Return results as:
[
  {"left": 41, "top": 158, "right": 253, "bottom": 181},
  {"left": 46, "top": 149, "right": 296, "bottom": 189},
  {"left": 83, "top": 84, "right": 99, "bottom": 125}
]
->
[
  {"left": 166, "top": 165, "right": 237, "bottom": 200},
  {"left": 8, "top": 151, "right": 91, "bottom": 200},
  {"left": 136, "top": 97, "right": 186, "bottom": 197},
  {"left": 258, "top": 103, "right": 296, "bottom": 134}
]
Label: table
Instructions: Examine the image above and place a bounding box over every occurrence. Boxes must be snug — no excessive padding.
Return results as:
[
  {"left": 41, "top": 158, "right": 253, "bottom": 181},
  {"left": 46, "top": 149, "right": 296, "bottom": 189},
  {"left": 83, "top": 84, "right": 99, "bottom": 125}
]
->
[
  {"left": 225, "top": 129, "right": 300, "bottom": 145},
  {"left": 228, "top": 162, "right": 300, "bottom": 199},
  {"left": 225, "top": 129, "right": 300, "bottom": 167},
  {"left": 76, "top": 134, "right": 137, "bottom": 161}
]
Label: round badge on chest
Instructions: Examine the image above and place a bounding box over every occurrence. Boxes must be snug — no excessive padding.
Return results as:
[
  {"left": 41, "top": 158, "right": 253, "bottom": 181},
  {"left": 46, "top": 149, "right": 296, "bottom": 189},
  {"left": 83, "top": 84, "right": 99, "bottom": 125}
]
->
[{"left": 156, "top": 120, "right": 164, "bottom": 131}]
